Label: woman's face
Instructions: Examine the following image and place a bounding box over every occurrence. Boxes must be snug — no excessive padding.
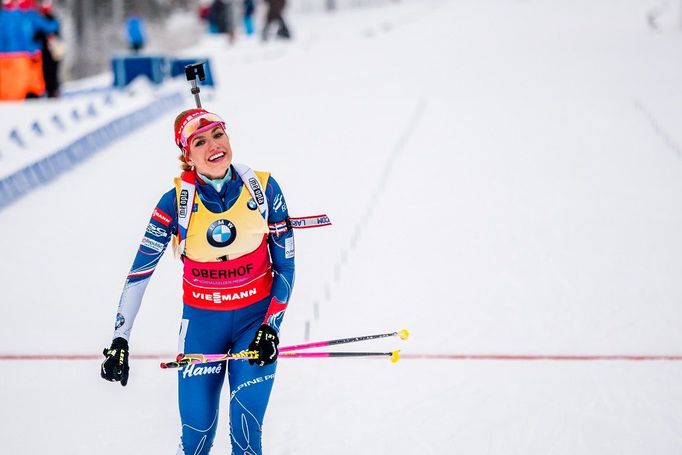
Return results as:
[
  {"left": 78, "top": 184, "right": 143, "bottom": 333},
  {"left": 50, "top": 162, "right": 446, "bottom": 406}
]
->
[{"left": 186, "top": 125, "right": 233, "bottom": 179}]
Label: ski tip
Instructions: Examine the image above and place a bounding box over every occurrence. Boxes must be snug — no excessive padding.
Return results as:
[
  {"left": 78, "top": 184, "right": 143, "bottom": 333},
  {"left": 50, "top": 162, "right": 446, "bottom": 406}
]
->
[
  {"left": 390, "top": 350, "right": 401, "bottom": 363},
  {"left": 176, "top": 353, "right": 184, "bottom": 361},
  {"left": 160, "top": 362, "right": 168, "bottom": 369},
  {"left": 397, "top": 329, "right": 410, "bottom": 341}
]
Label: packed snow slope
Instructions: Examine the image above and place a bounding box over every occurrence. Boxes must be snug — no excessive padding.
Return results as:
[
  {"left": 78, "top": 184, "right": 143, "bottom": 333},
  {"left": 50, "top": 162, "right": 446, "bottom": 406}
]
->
[{"left": 2, "top": 0, "right": 682, "bottom": 453}]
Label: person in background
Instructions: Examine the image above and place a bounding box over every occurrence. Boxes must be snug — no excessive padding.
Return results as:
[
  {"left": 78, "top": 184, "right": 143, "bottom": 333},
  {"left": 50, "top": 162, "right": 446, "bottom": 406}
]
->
[
  {"left": 0, "top": 0, "right": 58, "bottom": 100},
  {"left": 101, "top": 108, "right": 295, "bottom": 454},
  {"left": 198, "top": 0, "right": 212, "bottom": 29},
  {"left": 243, "top": 0, "right": 255, "bottom": 36},
  {"left": 34, "top": 0, "right": 62, "bottom": 98},
  {"left": 208, "top": 0, "right": 236, "bottom": 43},
  {"left": 261, "top": 0, "right": 290, "bottom": 41},
  {"left": 125, "top": 12, "right": 146, "bottom": 53}
]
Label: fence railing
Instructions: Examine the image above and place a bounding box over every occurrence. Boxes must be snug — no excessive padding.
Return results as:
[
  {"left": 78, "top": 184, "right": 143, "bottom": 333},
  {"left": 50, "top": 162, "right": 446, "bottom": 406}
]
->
[{"left": 0, "top": 91, "right": 183, "bottom": 212}]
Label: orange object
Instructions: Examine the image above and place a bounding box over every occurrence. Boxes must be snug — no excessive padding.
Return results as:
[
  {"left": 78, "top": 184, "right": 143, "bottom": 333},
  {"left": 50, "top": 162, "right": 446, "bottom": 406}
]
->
[{"left": 0, "top": 51, "right": 45, "bottom": 100}]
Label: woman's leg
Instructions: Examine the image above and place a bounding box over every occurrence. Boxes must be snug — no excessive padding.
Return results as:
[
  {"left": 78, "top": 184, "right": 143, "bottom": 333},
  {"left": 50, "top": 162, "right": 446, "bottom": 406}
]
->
[
  {"left": 177, "top": 308, "right": 233, "bottom": 454},
  {"left": 227, "top": 303, "right": 278, "bottom": 455}
]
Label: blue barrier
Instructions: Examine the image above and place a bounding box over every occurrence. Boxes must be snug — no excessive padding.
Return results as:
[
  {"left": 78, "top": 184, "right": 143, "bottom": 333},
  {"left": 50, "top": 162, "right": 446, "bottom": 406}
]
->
[
  {"left": 112, "top": 55, "right": 167, "bottom": 88},
  {"left": 169, "top": 58, "right": 215, "bottom": 87},
  {"left": 0, "top": 91, "right": 184, "bottom": 212},
  {"left": 110, "top": 56, "right": 215, "bottom": 89}
]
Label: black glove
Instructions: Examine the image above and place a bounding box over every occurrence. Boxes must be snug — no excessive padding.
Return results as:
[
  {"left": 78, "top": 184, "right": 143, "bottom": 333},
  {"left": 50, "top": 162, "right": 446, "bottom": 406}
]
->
[
  {"left": 248, "top": 324, "right": 279, "bottom": 366},
  {"left": 101, "top": 337, "right": 130, "bottom": 386}
]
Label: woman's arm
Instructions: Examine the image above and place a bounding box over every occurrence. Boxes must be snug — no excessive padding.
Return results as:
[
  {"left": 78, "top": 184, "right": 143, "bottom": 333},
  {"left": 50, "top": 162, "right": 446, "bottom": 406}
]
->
[
  {"left": 111, "top": 189, "right": 177, "bottom": 341},
  {"left": 263, "top": 175, "right": 295, "bottom": 332}
]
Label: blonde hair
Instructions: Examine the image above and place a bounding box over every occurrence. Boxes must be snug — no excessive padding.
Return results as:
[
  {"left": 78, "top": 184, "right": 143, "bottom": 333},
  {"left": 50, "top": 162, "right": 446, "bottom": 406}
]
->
[
  {"left": 178, "top": 154, "right": 192, "bottom": 172},
  {"left": 174, "top": 109, "right": 204, "bottom": 172},
  {"left": 171, "top": 109, "right": 204, "bottom": 255}
]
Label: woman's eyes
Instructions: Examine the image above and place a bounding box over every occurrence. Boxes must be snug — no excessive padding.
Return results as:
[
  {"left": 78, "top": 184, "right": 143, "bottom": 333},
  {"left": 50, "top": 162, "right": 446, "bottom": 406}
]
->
[{"left": 194, "top": 132, "right": 222, "bottom": 148}]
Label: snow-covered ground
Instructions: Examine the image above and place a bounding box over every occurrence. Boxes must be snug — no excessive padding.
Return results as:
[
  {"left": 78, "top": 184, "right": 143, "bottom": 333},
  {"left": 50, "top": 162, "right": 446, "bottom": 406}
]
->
[{"left": 2, "top": 0, "right": 682, "bottom": 453}]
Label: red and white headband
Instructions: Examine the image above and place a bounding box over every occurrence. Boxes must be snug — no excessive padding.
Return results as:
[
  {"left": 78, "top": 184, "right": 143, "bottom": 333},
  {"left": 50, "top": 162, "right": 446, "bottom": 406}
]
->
[{"left": 174, "top": 109, "right": 227, "bottom": 156}]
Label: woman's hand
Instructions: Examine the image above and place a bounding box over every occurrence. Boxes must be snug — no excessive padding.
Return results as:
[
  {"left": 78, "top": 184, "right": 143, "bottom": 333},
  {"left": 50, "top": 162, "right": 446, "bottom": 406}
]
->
[
  {"left": 248, "top": 324, "right": 279, "bottom": 366},
  {"left": 101, "top": 337, "right": 130, "bottom": 386}
]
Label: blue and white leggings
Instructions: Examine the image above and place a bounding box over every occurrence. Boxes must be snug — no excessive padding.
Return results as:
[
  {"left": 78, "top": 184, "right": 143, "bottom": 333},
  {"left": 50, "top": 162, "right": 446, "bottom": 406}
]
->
[{"left": 176, "top": 298, "right": 277, "bottom": 455}]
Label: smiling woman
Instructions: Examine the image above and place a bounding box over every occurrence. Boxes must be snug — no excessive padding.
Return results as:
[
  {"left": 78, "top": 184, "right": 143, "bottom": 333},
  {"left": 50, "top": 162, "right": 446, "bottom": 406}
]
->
[
  {"left": 174, "top": 109, "right": 234, "bottom": 178},
  {"left": 188, "top": 124, "right": 232, "bottom": 176},
  {"left": 101, "top": 107, "right": 297, "bottom": 455}
]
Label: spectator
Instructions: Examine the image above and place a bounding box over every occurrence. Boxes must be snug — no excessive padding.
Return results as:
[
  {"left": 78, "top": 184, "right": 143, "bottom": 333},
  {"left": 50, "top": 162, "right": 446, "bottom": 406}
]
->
[
  {"left": 35, "top": 0, "right": 62, "bottom": 98},
  {"left": 262, "top": 0, "right": 290, "bottom": 41},
  {"left": 125, "top": 12, "right": 147, "bottom": 53},
  {"left": 198, "top": 1, "right": 211, "bottom": 25},
  {"left": 0, "top": 0, "right": 58, "bottom": 100},
  {"left": 243, "top": 0, "right": 255, "bottom": 36},
  {"left": 208, "top": 0, "right": 236, "bottom": 43}
]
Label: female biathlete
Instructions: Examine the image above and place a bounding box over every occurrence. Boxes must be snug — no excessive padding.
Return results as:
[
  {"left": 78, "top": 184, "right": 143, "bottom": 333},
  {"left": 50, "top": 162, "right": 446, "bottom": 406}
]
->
[{"left": 101, "top": 108, "right": 295, "bottom": 454}]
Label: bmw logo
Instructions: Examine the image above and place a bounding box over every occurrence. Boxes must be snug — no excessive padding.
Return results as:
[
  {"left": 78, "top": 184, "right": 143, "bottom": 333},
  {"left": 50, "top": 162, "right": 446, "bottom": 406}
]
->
[
  {"left": 247, "top": 198, "right": 258, "bottom": 210},
  {"left": 207, "top": 219, "right": 237, "bottom": 247},
  {"left": 115, "top": 313, "right": 126, "bottom": 329}
]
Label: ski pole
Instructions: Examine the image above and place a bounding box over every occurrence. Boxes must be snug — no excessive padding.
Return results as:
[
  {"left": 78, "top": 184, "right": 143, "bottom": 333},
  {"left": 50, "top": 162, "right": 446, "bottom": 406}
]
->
[
  {"left": 161, "top": 350, "right": 402, "bottom": 369},
  {"left": 160, "top": 351, "right": 258, "bottom": 369},
  {"left": 279, "top": 328, "right": 409, "bottom": 353},
  {"left": 184, "top": 62, "right": 207, "bottom": 108},
  {"left": 280, "top": 350, "right": 401, "bottom": 363}
]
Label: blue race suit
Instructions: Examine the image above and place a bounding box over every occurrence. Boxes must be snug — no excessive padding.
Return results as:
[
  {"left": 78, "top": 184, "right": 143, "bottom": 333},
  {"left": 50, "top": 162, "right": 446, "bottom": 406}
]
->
[{"left": 111, "top": 165, "right": 295, "bottom": 455}]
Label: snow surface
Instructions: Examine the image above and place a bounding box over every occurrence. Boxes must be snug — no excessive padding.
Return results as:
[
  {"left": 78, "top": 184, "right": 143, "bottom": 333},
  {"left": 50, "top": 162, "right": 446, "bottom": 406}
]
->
[{"left": 2, "top": 0, "right": 682, "bottom": 453}]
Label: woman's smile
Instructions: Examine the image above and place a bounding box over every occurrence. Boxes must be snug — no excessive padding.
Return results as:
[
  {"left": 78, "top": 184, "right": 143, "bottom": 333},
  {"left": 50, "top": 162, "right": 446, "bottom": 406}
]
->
[{"left": 188, "top": 125, "right": 233, "bottom": 178}]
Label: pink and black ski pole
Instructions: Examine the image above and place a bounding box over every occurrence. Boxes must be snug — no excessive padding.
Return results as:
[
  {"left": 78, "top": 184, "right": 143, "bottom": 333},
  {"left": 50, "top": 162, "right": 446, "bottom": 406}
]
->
[
  {"left": 279, "top": 328, "right": 409, "bottom": 353},
  {"left": 280, "top": 350, "right": 401, "bottom": 362}
]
